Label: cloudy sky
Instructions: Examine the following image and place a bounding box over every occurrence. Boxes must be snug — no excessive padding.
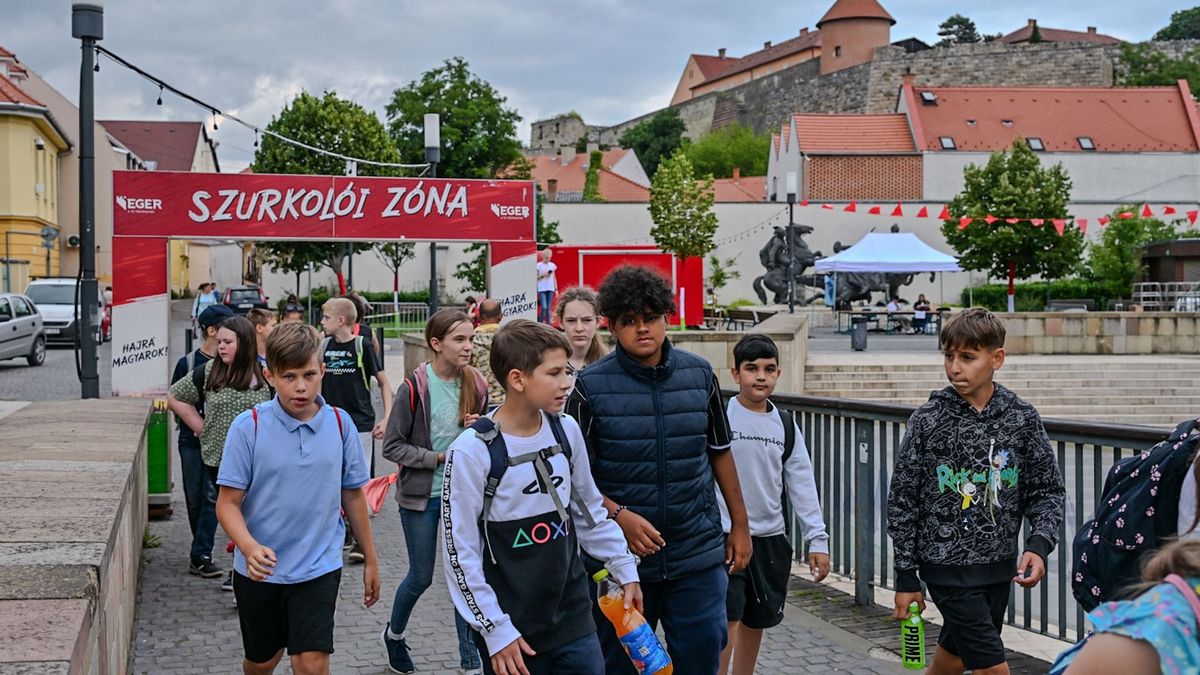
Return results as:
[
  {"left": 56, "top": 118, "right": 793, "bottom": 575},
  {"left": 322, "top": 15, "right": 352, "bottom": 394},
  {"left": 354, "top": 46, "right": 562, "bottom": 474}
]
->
[{"left": 2, "top": 1, "right": 1188, "bottom": 172}]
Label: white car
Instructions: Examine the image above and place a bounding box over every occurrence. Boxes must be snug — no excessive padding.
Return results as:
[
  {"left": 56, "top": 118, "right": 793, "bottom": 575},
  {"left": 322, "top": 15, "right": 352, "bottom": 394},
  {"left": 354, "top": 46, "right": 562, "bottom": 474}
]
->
[
  {"left": 24, "top": 278, "right": 108, "bottom": 346},
  {"left": 0, "top": 292, "right": 46, "bottom": 366}
]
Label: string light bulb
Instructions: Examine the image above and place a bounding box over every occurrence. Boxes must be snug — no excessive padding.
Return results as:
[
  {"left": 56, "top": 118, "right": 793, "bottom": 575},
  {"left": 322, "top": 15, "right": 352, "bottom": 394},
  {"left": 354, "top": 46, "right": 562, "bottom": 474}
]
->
[
  {"left": 212, "top": 110, "right": 218, "bottom": 131},
  {"left": 156, "top": 86, "right": 163, "bottom": 106},
  {"left": 253, "top": 130, "right": 259, "bottom": 148}
]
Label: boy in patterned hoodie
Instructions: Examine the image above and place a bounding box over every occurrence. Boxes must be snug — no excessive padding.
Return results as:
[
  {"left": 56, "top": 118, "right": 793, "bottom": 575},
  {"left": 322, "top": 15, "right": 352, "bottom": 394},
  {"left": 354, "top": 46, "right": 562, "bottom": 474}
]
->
[{"left": 888, "top": 308, "right": 1065, "bottom": 675}]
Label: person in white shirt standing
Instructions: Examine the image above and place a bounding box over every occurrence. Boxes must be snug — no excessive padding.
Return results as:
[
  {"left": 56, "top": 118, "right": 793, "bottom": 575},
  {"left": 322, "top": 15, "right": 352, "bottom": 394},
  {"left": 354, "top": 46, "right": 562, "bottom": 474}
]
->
[
  {"left": 717, "top": 333, "right": 831, "bottom": 675},
  {"left": 536, "top": 248, "right": 558, "bottom": 324}
]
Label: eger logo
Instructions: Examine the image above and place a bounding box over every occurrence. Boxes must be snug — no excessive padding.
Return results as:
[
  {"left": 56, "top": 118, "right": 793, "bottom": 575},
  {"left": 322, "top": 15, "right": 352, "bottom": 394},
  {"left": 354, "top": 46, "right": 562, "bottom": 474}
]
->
[
  {"left": 115, "top": 195, "right": 163, "bottom": 213},
  {"left": 489, "top": 203, "right": 529, "bottom": 220}
]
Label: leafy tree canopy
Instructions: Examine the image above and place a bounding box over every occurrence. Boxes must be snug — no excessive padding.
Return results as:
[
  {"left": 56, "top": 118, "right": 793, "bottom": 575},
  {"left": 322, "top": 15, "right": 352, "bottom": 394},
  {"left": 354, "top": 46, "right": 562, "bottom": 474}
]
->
[
  {"left": 620, "top": 108, "right": 686, "bottom": 177},
  {"left": 1118, "top": 43, "right": 1200, "bottom": 95},
  {"left": 1088, "top": 207, "right": 1200, "bottom": 293},
  {"left": 1156, "top": 7, "right": 1200, "bottom": 40},
  {"left": 386, "top": 57, "right": 523, "bottom": 179},
  {"left": 942, "top": 139, "right": 1083, "bottom": 282},
  {"left": 682, "top": 123, "right": 770, "bottom": 179},
  {"left": 649, "top": 152, "right": 718, "bottom": 261},
  {"left": 937, "top": 14, "right": 982, "bottom": 46}
]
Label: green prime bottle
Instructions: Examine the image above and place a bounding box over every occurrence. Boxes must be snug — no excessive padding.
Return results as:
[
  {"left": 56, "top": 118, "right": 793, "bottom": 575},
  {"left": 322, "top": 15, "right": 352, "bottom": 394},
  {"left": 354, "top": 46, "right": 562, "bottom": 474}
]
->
[{"left": 900, "top": 601, "right": 926, "bottom": 670}]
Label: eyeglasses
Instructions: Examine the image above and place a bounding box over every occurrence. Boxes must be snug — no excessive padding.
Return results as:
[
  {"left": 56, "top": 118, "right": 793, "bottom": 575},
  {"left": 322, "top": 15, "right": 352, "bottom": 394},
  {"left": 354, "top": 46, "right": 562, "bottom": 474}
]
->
[{"left": 283, "top": 304, "right": 303, "bottom": 313}]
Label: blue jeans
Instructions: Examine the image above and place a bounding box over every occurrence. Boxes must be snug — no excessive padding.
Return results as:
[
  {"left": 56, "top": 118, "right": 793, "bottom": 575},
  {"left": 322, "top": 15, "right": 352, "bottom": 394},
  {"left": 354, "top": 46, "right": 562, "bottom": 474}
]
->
[
  {"left": 538, "top": 290, "right": 554, "bottom": 324},
  {"left": 479, "top": 632, "right": 603, "bottom": 675},
  {"left": 178, "top": 440, "right": 218, "bottom": 563},
  {"left": 390, "top": 501, "right": 481, "bottom": 669},
  {"left": 590, "top": 564, "right": 729, "bottom": 675}
]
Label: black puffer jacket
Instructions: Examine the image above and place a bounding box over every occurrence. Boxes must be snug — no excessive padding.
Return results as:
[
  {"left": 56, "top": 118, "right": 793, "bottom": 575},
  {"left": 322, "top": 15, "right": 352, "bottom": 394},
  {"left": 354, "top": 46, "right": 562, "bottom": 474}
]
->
[{"left": 888, "top": 384, "right": 1065, "bottom": 591}]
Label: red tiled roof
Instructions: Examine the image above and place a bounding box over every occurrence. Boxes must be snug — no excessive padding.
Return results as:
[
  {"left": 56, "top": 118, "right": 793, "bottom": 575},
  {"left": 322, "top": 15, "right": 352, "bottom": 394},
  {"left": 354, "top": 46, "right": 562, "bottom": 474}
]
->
[
  {"left": 999, "top": 23, "right": 1121, "bottom": 45},
  {"left": 713, "top": 176, "right": 767, "bottom": 202},
  {"left": 695, "top": 31, "right": 821, "bottom": 88},
  {"left": 100, "top": 120, "right": 204, "bottom": 171},
  {"left": 792, "top": 114, "right": 915, "bottom": 153},
  {"left": 817, "top": 0, "right": 895, "bottom": 27},
  {"left": 0, "top": 71, "right": 41, "bottom": 106},
  {"left": 909, "top": 83, "right": 1200, "bottom": 152},
  {"left": 0, "top": 45, "right": 14, "bottom": 58},
  {"left": 598, "top": 168, "right": 650, "bottom": 202},
  {"left": 691, "top": 54, "right": 736, "bottom": 80},
  {"left": 529, "top": 148, "right": 645, "bottom": 195}
]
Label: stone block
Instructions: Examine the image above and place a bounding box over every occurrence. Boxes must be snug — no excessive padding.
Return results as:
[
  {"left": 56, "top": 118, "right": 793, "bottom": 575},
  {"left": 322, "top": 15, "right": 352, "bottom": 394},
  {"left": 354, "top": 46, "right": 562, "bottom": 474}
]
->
[
  {"left": 1063, "top": 318, "right": 1085, "bottom": 336},
  {"left": 0, "top": 598, "right": 89, "bottom": 664},
  {"left": 1140, "top": 318, "right": 1157, "bottom": 336},
  {"left": 1113, "top": 335, "right": 1127, "bottom": 354},
  {"left": 1133, "top": 335, "right": 1153, "bottom": 353},
  {"left": 1086, "top": 317, "right": 1101, "bottom": 336},
  {"left": 1005, "top": 336, "right": 1027, "bottom": 354},
  {"left": 1127, "top": 319, "right": 1141, "bottom": 336},
  {"left": 1103, "top": 318, "right": 1123, "bottom": 336},
  {"left": 1153, "top": 335, "right": 1175, "bottom": 353},
  {"left": 1177, "top": 335, "right": 1197, "bottom": 353},
  {"left": 1159, "top": 318, "right": 1177, "bottom": 337},
  {"left": 1004, "top": 317, "right": 1025, "bottom": 337},
  {"left": 1181, "top": 318, "right": 1198, "bottom": 336},
  {"left": 1044, "top": 317, "right": 1063, "bottom": 336},
  {"left": 1025, "top": 318, "right": 1044, "bottom": 337},
  {"left": 1098, "top": 335, "right": 1114, "bottom": 354}
]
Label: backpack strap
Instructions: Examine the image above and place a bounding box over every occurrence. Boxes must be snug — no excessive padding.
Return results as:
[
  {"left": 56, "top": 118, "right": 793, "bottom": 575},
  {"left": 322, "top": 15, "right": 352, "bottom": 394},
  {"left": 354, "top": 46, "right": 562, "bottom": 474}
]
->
[
  {"left": 778, "top": 406, "right": 796, "bottom": 464},
  {"left": 1164, "top": 574, "right": 1200, "bottom": 632},
  {"left": 473, "top": 417, "right": 508, "bottom": 564},
  {"left": 546, "top": 413, "right": 596, "bottom": 529},
  {"left": 192, "top": 361, "right": 206, "bottom": 407}
]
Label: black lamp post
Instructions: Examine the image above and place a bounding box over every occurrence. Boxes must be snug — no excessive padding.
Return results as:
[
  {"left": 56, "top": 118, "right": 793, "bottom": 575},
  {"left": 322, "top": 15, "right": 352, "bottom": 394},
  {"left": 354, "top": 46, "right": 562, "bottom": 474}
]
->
[
  {"left": 72, "top": 2, "right": 103, "bottom": 398},
  {"left": 786, "top": 171, "right": 798, "bottom": 314},
  {"left": 424, "top": 113, "right": 440, "bottom": 314}
]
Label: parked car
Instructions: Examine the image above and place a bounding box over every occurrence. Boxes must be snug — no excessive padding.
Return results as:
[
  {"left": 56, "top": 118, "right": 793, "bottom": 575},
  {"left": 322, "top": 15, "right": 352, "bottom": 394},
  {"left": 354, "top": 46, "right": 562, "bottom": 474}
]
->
[
  {"left": 0, "top": 292, "right": 46, "bottom": 366},
  {"left": 222, "top": 285, "right": 269, "bottom": 314},
  {"left": 24, "top": 278, "right": 108, "bottom": 346}
]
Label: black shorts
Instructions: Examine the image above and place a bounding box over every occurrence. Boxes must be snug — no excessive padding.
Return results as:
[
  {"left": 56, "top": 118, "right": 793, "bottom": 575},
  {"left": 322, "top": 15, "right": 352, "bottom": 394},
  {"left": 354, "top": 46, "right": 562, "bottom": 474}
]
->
[
  {"left": 926, "top": 581, "right": 1009, "bottom": 670},
  {"left": 233, "top": 568, "right": 342, "bottom": 663},
  {"left": 725, "top": 534, "right": 793, "bottom": 629}
]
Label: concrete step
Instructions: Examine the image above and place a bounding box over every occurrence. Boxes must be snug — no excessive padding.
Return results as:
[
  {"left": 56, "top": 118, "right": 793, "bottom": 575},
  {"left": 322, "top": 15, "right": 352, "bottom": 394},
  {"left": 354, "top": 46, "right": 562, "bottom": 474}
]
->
[
  {"left": 803, "top": 390, "right": 1200, "bottom": 405},
  {"left": 804, "top": 377, "right": 1200, "bottom": 389},
  {"left": 806, "top": 363, "right": 1200, "bottom": 374}
]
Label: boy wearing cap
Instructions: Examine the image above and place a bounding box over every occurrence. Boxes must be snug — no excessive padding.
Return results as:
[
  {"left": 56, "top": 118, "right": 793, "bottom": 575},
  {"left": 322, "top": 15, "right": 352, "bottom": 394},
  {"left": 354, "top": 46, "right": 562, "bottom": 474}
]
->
[{"left": 171, "top": 303, "right": 234, "bottom": 578}]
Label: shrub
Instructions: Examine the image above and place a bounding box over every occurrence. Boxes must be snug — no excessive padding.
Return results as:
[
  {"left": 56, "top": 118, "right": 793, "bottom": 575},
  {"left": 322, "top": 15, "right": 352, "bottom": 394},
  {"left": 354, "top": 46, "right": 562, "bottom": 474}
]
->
[{"left": 962, "top": 279, "right": 1122, "bottom": 312}]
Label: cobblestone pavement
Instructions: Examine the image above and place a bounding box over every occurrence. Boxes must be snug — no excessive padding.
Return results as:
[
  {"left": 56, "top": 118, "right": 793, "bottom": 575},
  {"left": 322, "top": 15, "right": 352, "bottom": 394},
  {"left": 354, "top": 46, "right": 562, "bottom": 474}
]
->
[{"left": 131, "top": 445, "right": 905, "bottom": 674}]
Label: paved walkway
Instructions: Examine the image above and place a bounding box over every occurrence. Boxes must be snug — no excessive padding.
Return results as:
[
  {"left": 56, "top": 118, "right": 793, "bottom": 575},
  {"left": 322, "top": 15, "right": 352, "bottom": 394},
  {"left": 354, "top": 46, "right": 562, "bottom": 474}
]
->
[{"left": 130, "top": 443, "right": 906, "bottom": 674}]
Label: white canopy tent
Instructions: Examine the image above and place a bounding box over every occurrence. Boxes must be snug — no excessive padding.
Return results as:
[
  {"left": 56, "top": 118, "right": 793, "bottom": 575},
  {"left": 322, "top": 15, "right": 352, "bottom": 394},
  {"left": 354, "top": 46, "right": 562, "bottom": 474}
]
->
[{"left": 814, "top": 232, "right": 962, "bottom": 273}]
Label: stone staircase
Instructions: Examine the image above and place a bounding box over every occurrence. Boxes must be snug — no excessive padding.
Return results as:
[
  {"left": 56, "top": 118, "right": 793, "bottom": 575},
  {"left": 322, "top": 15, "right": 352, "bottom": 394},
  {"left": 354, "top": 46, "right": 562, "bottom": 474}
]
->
[{"left": 804, "top": 356, "right": 1200, "bottom": 428}]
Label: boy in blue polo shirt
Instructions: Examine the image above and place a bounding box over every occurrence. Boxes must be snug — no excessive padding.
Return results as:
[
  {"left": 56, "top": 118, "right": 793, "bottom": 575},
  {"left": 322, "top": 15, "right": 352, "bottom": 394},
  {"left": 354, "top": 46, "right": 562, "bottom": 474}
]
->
[{"left": 216, "top": 322, "right": 381, "bottom": 674}]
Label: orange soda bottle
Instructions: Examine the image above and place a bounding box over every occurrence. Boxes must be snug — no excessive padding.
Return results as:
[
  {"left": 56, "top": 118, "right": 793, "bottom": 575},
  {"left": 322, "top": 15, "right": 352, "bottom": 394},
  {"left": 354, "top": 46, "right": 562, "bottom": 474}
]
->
[{"left": 593, "top": 568, "right": 673, "bottom": 675}]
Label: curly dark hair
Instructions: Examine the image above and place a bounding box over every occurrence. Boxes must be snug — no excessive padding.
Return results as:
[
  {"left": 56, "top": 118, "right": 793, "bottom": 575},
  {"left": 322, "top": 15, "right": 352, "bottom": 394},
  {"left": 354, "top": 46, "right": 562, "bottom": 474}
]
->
[{"left": 597, "top": 265, "right": 677, "bottom": 321}]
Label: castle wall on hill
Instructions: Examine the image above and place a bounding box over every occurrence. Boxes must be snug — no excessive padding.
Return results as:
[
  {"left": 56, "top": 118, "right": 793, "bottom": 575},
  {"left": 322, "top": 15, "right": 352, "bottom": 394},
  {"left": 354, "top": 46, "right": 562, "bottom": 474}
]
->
[{"left": 568, "top": 41, "right": 1198, "bottom": 150}]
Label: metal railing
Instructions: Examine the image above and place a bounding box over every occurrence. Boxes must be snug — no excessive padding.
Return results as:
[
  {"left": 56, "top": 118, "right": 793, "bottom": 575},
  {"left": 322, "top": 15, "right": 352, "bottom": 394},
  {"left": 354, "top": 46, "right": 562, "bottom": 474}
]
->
[
  {"left": 1131, "top": 281, "right": 1200, "bottom": 311},
  {"left": 758, "top": 392, "right": 1171, "bottom": 643},
  {"left": 366, "top": 302, "right": 431, "bottom": 333}
]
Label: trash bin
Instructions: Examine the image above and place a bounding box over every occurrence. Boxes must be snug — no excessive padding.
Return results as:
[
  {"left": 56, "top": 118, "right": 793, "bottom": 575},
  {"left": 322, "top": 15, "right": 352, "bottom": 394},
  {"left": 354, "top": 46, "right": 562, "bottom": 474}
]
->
[{"left": 851, "top": 316, "right": 869, "bottom": 351}]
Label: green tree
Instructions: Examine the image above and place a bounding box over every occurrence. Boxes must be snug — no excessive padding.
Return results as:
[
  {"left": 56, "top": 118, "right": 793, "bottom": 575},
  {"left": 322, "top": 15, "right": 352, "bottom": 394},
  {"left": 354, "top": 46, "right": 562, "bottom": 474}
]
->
[
  {"left": 682, "top": 123, "right": 770, "bottom": 179},
  {"left": 1156, "top": 7, "right": 1200, "bottom": 40},
  {"left": 1029, "top": 22, "right": 1044, "bottom": 43},
  {"left": 386, "top": 57, "right": 523, "bottom": 179},
  {"left": 942, "top": 139, "right": 1082, "bottom": 301},
  {"left": 650, "top": 152, "right": 718, "bottom": 325},
  {"left": 252, "top": 90, "right": 399, "bottom": 293},
  {"left": 706, "top": 254, "right": 741, "bottom": 307},
  {"left": 937, "top": 14, "right": 982, "bottom": 46},
  {"left": 620, "top": 108, "right": 686, "bottom": 178},
  {"left": 1118, "top": 43, "right": 1200, "bottom": 95},
  {"left": 1088, "top": 207, "right": 1180, "bottom": 294},
  {"left": 582, "top": 150, "right": 605, "bottom": 202}
]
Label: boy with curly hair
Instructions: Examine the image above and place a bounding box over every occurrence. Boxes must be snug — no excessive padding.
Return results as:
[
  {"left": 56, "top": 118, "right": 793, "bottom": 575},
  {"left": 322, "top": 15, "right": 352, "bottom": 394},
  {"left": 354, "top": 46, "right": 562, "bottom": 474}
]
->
[{"left": 566, "top": 264, "right": 752, "bottom": 675}]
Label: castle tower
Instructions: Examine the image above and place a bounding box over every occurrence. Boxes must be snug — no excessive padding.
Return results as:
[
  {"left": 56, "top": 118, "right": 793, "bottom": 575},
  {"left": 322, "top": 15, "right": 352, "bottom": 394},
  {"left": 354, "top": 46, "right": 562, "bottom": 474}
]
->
[{"left": 816, "top": 0, "right": 895, "bottom": 75}]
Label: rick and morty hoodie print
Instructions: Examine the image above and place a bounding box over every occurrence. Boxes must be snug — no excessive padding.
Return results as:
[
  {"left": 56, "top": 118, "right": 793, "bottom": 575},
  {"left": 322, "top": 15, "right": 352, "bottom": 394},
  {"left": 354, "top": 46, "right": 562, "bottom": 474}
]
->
[{"left": 887, "top": 383, "right": 1065, "bottom": 592}]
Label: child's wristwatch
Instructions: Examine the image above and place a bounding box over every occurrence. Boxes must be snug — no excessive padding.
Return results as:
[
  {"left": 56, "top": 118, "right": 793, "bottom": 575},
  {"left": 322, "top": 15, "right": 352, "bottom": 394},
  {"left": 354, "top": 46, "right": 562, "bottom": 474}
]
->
[{"left": 609, "top": 505, "right": 627, "bottom": 520}]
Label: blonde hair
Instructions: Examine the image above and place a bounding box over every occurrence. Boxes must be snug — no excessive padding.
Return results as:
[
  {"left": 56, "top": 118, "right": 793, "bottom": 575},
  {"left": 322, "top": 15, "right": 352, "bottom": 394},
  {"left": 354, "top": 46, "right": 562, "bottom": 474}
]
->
[
  {"left": 322, "top": 297, "right": 357, "bottom": 327},
  {"left": 424, "top": 308, "right": 483, "bottom": 423},
  {"left": 555, "top": 286, "right": 607, "bottom": 365},
  {"left": 247, "top": 308, "right": 276, "bottom": 329}
]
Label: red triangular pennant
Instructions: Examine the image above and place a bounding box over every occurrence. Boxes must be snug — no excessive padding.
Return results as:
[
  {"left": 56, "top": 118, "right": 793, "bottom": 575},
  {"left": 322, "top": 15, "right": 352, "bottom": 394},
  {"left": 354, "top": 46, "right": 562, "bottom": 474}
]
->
[
  {"left": 958, "top": 217, "right": 974, "bottom": 230},
  {"left": 938, "top": 205, "right": 950, "bottom": 220},
  {"left": 868, "top": 206, "right": 882, "bottom": 215},
  {"left": 1052, "top": 219, "right": 1067, "bottom": 236},
  {"left": 891, "top": 203, "right": 904, "bottom": 217},
  {"left": 1005, "top": 218, "right": 1020, "bottom": 224},
  {"left": 1164, "top": 206, "right": 1177, "bottom": 215},
  {"left": 799, "top": 199, "right": 809, "bottom": 207},
  {"left": 844, "top": 200, "right": 858, "bottom": 213},
  {"left": 1118, "top": 211, "right": 1135, "bottom": 219},
  {"left": 1078, "top": 219, "right": 1088, "bottom": 234},
  {"left": 1142, "top": 204, "right": 1153, "bottom": 218},
  {"left": 822, "top": 204, "right": 834, "bottom": 210},
  {"left": 1189, "top": 211, "right": 1199, "bottom": 227},
  {"left": 985, "top": 214, "right": 998, "bottom": 225},
  {"left": 916, "top": 206, "right": 929, "bottom": 218},
  {"left": 1030, "top": 218, "right": 1045, "bottom": 226},
  {"left": 1099, "top": 216, "right": 1111, "bottom": 226}
]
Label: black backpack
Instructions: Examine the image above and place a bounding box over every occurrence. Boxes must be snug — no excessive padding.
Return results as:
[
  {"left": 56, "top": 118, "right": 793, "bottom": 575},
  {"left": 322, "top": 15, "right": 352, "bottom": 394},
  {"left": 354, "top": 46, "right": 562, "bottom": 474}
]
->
[{"left": 1071, "top": 417, "right": 1200, "bottom": 611}]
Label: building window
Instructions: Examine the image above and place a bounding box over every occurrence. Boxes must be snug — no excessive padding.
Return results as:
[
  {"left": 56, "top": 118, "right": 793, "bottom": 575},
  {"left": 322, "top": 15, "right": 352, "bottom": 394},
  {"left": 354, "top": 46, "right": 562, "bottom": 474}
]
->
[
  {"left": 834, "top": 46, "right": 842, "bottom": 58},
  {"left": 538, "top": 126, "right": 543, "bottom": 139},
  {"left": 920, "top": 91, "right": 937, "bottom": 105},
  {"left": 1078, "top": 136, "right": 1095, "bottom": 151},
  {"left": 1027, "top": 137, "right": 1045, "bottom": 151},
  {"left": 939, "top": 136, "right": 956, "bottom": 150},
  {"left": 555, "top": 123, "right": 560, "bottom": 134}
]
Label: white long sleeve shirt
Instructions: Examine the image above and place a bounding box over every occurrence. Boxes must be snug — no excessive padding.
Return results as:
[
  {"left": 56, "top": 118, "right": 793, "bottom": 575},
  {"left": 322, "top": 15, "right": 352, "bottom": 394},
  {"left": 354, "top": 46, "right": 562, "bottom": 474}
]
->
[
  {"left": 441, "top": 412, "right": 637, "bottom": 656},
  {"left": 717, "top": 397, "right": 830, "bottom": 554}
]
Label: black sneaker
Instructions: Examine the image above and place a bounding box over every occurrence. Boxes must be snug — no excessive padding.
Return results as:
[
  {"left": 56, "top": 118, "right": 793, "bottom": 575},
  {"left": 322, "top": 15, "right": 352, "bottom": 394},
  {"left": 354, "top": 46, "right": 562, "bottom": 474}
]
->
[
  {"left": 343, "top": 529, "right": 355, "bottom": 552},
  {"left": 222, "top": 570, "right": 234, "bottom": 592},
  {"left": 380, "top": 625, "right": 415, "bottom": 674},
  {"left": 188, "top": 558, "right": 224, "bottom": 579},
  {"left": 348, "top": 541, "right": 365, "bottom": 564}
]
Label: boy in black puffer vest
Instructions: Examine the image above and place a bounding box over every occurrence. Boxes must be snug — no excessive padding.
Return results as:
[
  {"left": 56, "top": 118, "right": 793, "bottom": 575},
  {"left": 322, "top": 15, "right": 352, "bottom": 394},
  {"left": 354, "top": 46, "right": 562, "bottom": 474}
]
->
[
  {"left": 566, "top": 264, "right": 752, "bottom": 675},
  {"left": 888, "top": 308, "right": 1065, "bottom": 675}
]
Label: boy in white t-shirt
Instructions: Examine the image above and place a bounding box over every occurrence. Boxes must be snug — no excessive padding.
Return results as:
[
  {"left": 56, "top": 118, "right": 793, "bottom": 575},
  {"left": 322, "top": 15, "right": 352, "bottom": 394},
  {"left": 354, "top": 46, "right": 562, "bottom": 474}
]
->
[
  {"left": 536, "top": 248, "right": 558, "bottom": 324},
  {"left": 717, "top": 333, "right": 831, "bottom": 675}
]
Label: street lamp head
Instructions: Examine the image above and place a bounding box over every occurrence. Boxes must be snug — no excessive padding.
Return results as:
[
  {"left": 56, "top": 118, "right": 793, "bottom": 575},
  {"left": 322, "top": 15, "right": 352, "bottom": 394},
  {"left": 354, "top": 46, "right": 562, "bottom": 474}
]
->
[
  {"left": 71, "top": 2, "right": 104, "bottom": 40},
  {"left": 785, "top": 171, "right": 798, "bottom": 204},
  {"left": 424, "top": 113, "right": 441, "bottom": 165}
]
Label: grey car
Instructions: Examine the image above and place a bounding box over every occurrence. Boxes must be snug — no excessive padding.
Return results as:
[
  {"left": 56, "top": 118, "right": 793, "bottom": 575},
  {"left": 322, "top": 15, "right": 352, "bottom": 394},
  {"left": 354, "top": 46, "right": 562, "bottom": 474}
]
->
[{"left": 0, "top": 293, "right": 46, "bottom": 366}]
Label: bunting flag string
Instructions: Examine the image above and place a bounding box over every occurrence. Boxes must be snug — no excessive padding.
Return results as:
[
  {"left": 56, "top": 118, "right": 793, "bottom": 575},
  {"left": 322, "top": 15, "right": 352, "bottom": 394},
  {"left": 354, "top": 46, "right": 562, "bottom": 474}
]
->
[{"left": 777, "top": 200, "right": 1200, "bottom": 237}]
